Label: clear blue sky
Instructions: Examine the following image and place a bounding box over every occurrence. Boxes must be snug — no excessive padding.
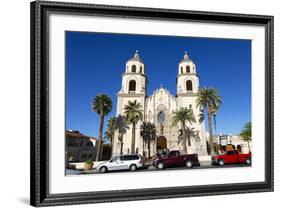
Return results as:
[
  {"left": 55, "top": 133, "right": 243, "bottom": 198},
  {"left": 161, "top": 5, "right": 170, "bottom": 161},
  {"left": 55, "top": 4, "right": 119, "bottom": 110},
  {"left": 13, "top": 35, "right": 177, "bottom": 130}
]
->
[{"left": 66, "top": 31, "right": 251, "bottom": 138}]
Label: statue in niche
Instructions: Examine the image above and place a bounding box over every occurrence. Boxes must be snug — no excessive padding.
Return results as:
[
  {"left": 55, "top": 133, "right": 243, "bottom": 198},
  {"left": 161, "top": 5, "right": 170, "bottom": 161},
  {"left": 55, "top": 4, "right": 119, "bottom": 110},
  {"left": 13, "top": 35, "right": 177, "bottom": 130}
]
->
[{"left": 160, "top": 124, "right": 164, "bottom": 134}]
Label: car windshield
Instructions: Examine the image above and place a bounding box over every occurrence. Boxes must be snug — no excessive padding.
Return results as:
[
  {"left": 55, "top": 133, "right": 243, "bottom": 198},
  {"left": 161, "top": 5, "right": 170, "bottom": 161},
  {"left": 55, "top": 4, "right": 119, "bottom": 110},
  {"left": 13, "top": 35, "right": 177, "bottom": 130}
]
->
[
  {"left": 169, "top": 151, "right": 179, "bottom": 156},
  {"left": 110, "top": 156, "right": 119, "bottom": 162},
  {"left": 156, "top": 151, "right": 169, "bottom": 157},
  {"left": 122, "top": 155, "right": 139, "bottom": 161},
  {"left": 225, "top": 150, "right": 237, "bottom": 155}
]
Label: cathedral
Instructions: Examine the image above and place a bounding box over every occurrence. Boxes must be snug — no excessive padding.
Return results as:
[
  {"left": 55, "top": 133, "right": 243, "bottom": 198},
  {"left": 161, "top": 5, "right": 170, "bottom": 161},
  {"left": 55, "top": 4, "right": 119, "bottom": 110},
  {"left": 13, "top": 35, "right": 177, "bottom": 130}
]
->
[{"left": 112, "top": 50, "right": 208, "bottom": 157}]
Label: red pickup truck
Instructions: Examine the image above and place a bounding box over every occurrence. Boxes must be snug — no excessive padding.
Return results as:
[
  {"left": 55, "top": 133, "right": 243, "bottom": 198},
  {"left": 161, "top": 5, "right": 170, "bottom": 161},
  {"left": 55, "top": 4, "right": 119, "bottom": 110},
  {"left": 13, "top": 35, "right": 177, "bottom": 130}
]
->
[
  {"left": 153, "top": 150, "right": 200, "bottom": 169},
  {"left": 211, "top": 150, "right": 251, "bottom": 166}
]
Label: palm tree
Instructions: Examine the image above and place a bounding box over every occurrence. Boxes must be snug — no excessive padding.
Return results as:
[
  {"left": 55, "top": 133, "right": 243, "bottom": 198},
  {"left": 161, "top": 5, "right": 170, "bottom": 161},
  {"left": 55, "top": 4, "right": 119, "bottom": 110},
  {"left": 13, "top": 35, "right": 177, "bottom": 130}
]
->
[
  {"left": 187, "top": 127, "right": 200, "bottom": 143},
  {"left": 115, "top": 115, "right": 129, "bottom": 155},
  {"left": 198, "top": 109, "right": 205, "bottom": 124},
  {"left": 124, "top": 100, "right": 143, "bottom": 154},
  {"left": 104, "top": 130, "right": 114, "bottom": 157},
  {"left": 196, "top": 87, "right": 221, "bottom": 155},
  {"left": 104, "top": 129, "right": 114, "bottom": 145},
  {"left": 171, "top": 107, "right": 196, "bottom": 153},
  {"left": 92, "top": 94, "right": 113, "bottom": 161},
  {"left": 104, "top": 117, "right": 117, "bottom": 157},
  {"left": 240, "top": 122, "right": 252, "bottom": 153},
  {"left": 140, "top": 122, "right": 157, "bottom": 158}
]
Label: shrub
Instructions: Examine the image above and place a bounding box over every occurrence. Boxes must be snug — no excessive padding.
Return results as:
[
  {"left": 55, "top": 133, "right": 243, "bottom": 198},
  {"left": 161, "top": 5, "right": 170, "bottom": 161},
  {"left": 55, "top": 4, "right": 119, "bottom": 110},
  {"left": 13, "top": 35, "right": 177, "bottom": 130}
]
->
[{"left": 85, "top": 160, "right": 93, "bottom": 164}]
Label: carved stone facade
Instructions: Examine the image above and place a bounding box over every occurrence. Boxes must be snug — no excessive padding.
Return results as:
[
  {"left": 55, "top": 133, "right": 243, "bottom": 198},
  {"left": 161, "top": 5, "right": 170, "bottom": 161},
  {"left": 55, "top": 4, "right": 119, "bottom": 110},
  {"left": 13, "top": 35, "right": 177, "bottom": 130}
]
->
[{"left": 112, "top": 51, "right": 208, "bottom": 157}]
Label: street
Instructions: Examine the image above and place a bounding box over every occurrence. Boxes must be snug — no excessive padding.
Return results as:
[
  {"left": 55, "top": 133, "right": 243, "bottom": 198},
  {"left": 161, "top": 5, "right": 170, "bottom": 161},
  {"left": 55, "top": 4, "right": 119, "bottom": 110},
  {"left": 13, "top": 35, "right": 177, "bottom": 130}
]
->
[{"left": 66, "top": 161, "right": 251, "bottom": 176}]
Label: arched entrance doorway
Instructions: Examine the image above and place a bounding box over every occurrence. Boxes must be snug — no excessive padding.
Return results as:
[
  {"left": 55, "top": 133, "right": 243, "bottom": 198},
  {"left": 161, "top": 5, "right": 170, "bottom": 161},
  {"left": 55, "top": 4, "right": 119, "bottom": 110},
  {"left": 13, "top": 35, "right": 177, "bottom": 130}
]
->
[{"left": 156, "top": 136, "right": 167, "bottom": 150}]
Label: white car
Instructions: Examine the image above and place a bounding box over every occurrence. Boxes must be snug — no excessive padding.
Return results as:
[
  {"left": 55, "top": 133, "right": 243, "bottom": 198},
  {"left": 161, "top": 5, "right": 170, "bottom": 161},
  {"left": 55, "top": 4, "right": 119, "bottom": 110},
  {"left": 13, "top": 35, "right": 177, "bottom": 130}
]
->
[{"left": 98, "top": 154, "right": 144, "bottom": 173}]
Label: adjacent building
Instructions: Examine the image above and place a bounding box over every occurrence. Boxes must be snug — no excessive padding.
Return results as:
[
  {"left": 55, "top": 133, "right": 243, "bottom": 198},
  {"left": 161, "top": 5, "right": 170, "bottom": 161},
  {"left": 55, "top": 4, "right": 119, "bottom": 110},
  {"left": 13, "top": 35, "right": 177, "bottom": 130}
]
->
[
  {"left": 213, "top": 134, "right": 252, "bottom": 154},
  {"left": 65, "top": 130, "right": 97, "bottom": 162}
]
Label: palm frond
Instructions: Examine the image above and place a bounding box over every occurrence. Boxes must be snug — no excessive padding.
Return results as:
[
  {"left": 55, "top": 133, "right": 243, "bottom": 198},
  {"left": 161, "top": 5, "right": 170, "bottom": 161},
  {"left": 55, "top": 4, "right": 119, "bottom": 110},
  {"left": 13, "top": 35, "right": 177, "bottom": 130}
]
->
[
  {"left": 196, "top": 87, "right": 222, "bottom": 111},
  {"left": 124, "top": 100, "right": 143, "bottom": 124},
  {"left": 92, "top": 94, "right": 113, "bottom": 115},
  {"left": 140, "top": 122, "right": 157, "bottom": 142},
  {"left": 240, "top": 121, "right": 251, "bottom": 140},
  {"left": 198, "top": 109, "right": 205, "bottom": 124},
  {"left": 171, "top": 107, "right": 196, "bottom": 127}
]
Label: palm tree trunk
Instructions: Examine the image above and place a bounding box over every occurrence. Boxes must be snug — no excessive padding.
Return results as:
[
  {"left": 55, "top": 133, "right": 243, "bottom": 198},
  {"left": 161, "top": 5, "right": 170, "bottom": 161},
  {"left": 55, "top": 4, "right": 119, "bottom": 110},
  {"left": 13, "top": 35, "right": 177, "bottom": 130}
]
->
[
  {"left": 207, "top": 109, "right": 215, "bottom": 156},
  {"left": 110, "top": 137, "right": 114, "bottom": 158},
  {"left": 96, "top": 114, "right": 104, "bottom": 161},
  {"left": 119, "top": 133, "right": 124, "bottom": 155},
  {"left": 247, "top": 138, "right": 251, "bottom": 153},
  {"left": 148, "top": 138, "right": 151, "bottom": 158},
  {"left": 142, "top": 137, "right": 145, "bottom": 158},
  {"left": 187, "top": 128, "right": 191, "bottom": 146},
  {"left": 131, "top": 123, "right": 136, "bottom": 154},
  {"left": 120, "top": 142, "right": 123, "bottom": 155},
  {"left": 182, "top": 122, "right": 187, "bottom": 154}
]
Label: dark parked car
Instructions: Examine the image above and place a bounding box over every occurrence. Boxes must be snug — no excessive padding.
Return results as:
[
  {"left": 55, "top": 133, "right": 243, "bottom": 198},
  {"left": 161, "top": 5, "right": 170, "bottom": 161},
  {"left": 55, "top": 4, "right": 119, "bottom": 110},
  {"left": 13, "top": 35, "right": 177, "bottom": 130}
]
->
[
  {"left": 153, "top": 150, "right": 200, "bottom": 169},
  {"left": 211, "top": 150, "right": 251, "bottom": 166}
]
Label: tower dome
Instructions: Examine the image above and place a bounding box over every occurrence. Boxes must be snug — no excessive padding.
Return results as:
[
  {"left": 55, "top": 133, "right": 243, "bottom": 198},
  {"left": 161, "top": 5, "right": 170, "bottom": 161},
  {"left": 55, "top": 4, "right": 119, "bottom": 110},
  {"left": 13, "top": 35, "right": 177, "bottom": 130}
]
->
[
  {"left": 178, "top": 51, "right": 196, "bottom": 75},
  {"left": 180, "top": 51, "right": 193, "bottom": 63},
  {"left": 127, "top": 50, "right": 144, "bottom": 63},
  {"left": 125, "top": 50, "right": 145, "bottom": 74}
]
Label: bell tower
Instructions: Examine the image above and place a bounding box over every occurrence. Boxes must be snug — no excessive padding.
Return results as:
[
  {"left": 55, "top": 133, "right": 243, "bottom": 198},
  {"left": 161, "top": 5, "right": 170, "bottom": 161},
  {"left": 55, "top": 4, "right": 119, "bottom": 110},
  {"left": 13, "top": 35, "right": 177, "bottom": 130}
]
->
[
  {"left": 113, "top": 50, "right": 147, "bottom": 155},
  {"left": 176, "top": 51, "right": 207, "bottom": 155},
  {"left": 177, "top": 51, "right": 199, "bottom": 95},
  {"left": 118, "top": 50, "right": 147, "bottom": 95}
]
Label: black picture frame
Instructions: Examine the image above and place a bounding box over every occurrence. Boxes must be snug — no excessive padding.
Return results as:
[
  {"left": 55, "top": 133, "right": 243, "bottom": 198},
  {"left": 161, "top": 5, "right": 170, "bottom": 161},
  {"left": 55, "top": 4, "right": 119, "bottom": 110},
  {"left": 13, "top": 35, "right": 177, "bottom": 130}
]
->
[{"left": 30, "top": 1, "right": 274, "bottom": 207}]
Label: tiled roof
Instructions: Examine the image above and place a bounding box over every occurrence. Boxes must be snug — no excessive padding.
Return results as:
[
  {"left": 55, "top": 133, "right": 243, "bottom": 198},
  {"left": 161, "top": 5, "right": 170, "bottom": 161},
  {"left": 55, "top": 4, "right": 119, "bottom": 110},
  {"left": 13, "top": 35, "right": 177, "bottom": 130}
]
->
[{"left": 66, "top": 131, "right": 97, "bottom": 140}]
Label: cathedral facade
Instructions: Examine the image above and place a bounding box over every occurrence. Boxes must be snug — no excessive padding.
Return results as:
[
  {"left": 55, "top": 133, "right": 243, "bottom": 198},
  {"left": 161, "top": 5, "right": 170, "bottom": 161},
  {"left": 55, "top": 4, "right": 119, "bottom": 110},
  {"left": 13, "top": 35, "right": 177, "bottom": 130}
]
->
[{"left": 112, "top": 51, "right": 208, "bottom": 157}]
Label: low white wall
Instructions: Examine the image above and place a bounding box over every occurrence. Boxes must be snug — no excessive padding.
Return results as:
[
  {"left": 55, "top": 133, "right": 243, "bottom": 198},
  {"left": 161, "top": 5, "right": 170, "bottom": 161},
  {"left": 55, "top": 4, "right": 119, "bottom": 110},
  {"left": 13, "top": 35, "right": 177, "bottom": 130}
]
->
[
  {"left": 69, "top": 161, "right": 106, "bottom": 170},
  {"left": 198, "top": 156, "right": 211, "bottom": 162}
]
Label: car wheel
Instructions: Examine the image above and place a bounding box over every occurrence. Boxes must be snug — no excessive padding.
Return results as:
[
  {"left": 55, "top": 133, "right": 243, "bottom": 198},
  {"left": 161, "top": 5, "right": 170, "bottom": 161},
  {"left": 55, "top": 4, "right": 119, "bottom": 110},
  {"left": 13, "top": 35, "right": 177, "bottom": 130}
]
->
[
  {"left": 129, "top": 164, "right": 137, "bottom": 171},
  {"left": 185, "top": 160, "right": 193, "bottom": 168},
  {"left": 245, "top": 158, "right": 251, "bottom": 165},
  {"left": 157, "top": 162, "right": 164, "bottom": 170},
  {"left": 218, "top": 159, "right": 225, "bottom": 166},
  {"left": 99, "top": 166, "right": 107, "bottom": 173}
]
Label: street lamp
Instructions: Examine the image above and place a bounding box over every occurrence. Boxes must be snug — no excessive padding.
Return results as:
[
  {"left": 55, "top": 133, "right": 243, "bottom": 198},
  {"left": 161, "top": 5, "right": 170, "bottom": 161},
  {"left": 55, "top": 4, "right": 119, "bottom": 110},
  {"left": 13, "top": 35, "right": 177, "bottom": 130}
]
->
[{"left": 213, "top": 111, "right": 217, "bottom": 136}]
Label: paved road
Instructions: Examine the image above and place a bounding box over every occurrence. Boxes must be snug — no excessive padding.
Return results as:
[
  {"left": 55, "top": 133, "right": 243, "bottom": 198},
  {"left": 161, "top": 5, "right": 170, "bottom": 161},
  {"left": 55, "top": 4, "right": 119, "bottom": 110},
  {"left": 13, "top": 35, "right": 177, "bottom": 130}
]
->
[{"left": 66, "top": 161, "right": 250, "bottom": 176}]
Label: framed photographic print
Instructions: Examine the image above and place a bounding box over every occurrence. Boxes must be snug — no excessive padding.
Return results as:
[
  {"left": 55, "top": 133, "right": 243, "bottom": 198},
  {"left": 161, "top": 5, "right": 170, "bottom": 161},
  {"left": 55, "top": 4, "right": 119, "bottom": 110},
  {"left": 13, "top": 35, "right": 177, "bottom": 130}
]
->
[{"left": 30, "top": 0, "right": 274, "bottom": 207}]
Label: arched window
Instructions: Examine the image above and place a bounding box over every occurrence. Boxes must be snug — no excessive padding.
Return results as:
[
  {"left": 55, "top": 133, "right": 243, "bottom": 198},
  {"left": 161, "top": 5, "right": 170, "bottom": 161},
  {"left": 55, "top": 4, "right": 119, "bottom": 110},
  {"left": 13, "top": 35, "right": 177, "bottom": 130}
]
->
[
  {"left": 132, "top": 65, "right": 136, "bottom": 73},
  {"left": 128, "top": 80, "right": 136, "bottom": 92},
  {"left": 186, "top": 80, "right": 193, "bottom": 91},
  {"left": 186, "top": 65, "right": 190, "bottom": 73},
  {"left": 181, "top": 67, "right": 183, "bottom": 74},
  {"left": 140, "top": 66, "right": 142, "bottom": 74}
]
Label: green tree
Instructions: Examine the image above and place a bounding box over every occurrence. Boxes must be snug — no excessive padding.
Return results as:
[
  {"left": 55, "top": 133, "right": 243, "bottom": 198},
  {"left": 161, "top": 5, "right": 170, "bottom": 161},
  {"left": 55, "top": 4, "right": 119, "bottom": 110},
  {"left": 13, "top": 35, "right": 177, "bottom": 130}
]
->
[
  {"left": 115, "top": 115, "right": 129, "bottom": 155},
  {"left": 140, "top": 122, "right": 157, "bottom": 158},
  {"left": 104, "top": 117, "right": 117, "bottom": 157},
  {"left": 198, "top": 109, "right": 205, "bottom": 124},
  {"left": 196, "top": 87, "right": 221, "bottom": 155},
  {"left": 240, "top": 122, "right": 252, "bottom": 153},
  {"left": 124, "top": 100, "right": 143, "bottom": 154},
  {"left": 187, "top": 127, "right": 200, "bottom": 144},
  {"left": 92, "top": 94, "right": 113, "bottom": 161},
  {"left": 171, "top": 107, "right": 196, "bottom": 153}
]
